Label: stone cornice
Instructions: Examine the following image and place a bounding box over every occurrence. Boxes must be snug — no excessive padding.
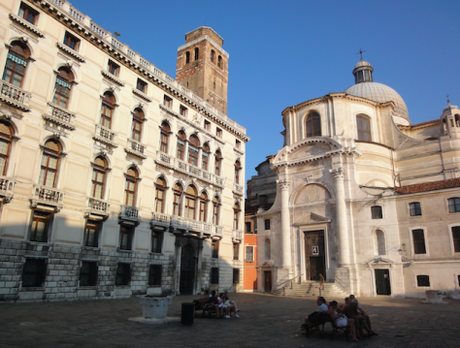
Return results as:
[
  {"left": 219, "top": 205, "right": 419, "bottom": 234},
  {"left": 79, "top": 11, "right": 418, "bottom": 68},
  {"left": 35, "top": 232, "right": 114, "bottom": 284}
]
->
[
  {"left": 9, "top": 13, "right": 44, "bottom": 37},
  {"left": 101, "top": 70, "right": 124, "bottom": 86},
  {"left": 56, "top": 42, "right": 85, "bottom": 62}
]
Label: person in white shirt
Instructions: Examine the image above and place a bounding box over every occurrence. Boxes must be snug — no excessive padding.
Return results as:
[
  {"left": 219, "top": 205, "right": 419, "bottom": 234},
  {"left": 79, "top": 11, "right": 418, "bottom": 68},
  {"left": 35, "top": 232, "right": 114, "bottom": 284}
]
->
[{"left": 305, "top": 296, "right": 328, "bottom": 325}]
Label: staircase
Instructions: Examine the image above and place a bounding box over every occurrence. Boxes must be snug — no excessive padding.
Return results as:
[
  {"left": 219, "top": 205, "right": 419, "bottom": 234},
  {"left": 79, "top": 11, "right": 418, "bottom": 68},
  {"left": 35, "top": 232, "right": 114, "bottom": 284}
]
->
[{"left": 276, "top": 280, "right": 348, "bottom": 300}]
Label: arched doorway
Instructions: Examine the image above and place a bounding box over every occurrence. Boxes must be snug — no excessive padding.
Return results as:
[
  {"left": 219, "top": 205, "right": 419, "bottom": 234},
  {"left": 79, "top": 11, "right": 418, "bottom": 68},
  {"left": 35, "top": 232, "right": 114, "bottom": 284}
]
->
[{"left": 180, "top": 244, "right": 197, "bottom": 294}]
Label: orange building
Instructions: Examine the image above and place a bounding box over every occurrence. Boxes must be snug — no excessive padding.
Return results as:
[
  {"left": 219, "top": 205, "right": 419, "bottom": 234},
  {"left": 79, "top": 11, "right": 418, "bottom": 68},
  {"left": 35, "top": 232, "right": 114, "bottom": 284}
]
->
[{"left": 243, "top": 205, "right": 258, "bottom": 291}]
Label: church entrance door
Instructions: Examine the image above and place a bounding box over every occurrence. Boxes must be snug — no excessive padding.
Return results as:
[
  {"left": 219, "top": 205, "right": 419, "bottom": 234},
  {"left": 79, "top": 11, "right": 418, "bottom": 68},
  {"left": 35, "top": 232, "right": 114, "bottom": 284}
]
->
[
  {"left": 375, "top": 269, "right": 391, "bottom": 295},
  {"left": 180, "top": 244, "right": 197, "bottom": 294},
  {"left": 304, "top": 230, "right": 326, "bottom": 280},
  {"left": 264, "top": 271, "right": 272, "bottom": 293}
]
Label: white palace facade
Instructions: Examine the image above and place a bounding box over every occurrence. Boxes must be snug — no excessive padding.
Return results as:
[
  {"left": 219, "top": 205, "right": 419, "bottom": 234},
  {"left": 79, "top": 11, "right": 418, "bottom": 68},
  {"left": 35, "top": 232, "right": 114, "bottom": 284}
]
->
[{"left": 0, "top": 0, "right": 248, "bottom": 301}]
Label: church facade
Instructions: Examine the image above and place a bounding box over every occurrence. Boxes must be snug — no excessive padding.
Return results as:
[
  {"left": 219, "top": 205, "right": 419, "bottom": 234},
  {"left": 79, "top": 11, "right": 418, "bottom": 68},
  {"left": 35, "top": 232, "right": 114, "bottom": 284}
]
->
[
  {"left": 0, "top": 0, "right": 247, "bottom": 301},
  {"left": 247, "top": 59, "right": 460, "bottom": 298}
]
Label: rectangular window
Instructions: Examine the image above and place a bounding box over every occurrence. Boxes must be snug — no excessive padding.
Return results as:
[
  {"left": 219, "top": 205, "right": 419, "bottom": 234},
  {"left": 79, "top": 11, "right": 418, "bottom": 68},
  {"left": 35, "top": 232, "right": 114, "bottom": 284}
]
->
[
  {"left": 233, "top": 243, "right": 239, "bottom": 260},
  {"left": 417, "top": 275, "right": 430, "bottom": 287},
  {"left": 148, "top": 264, "right": 162, "bottom": 286},
  {"left": 116, "top": 263, "right": 131, "bottom": 286},
  {"left": 452, "top": 226, "right": 460, "bottom": 253},
  {"left": 30, "top": 211, "right": 52, "bottom": 242},
  {"left": 245, "top": 222, "right": 251, "bottom": 233},
  {"left": 22, "top": 258, "right": 46, "bottom": 288},
  {"left": 63, "top": 31, "right": 80, "bottom": 51},
  {"left": 210, "top": 267, "right": 219, "bottom": 284},
  {"left": 180, "top": 105, "right": 188, "bottom": 117},
  {"left": 409, "top": 202, "right": 422, "bottom": 216},
  {"left": 216, "top": 127, "right": 222, "bottom": 138},
  {"left": 137, "top": 78, "right": 147, "bottom": 93},
  {"left": 448, "top": 198, "right": 460, "bottom": 213},
  {"left": 107, "top": 60, "right": 120, "bottom": 76},
  {"left": 245, "top": 246, "right": 254, "bottom": 262},
  {"left": 177, "top": 140, "right": 185, "bottom": 160},
  {"left": 412, "top": 229, "right": 426, "bottom": 254},
  {"left": 19, "top": 2, "right": 39, "bottom": 25},
  {"left": 163, "top": 95, "right": 172, "bottom": 108},
  {"left": 188, "top": 145, "right": 199, "bottom": 166},
  {"left": 119, "top": 225, "right": 134, "bottom": 250},
  {"left": 212, "top": 240, "right": 219, "bottom": 259},
  {"left": 151, "top": 231, "right": 163, "bottom": 253},
  {"left": 79, "top": 261, "right": 98, "bottom": 287},
  {"left": 204, "top": 120, "right": 211, "bottom": 131},
  {"left": 264, "top": 219, "right": 271, "bottom": 230},
  {"left": 371, "top": 206, "right": 383, "bottom": 219},
  {"left": 235, "top": 140, "right": 241, "bottom": 149},
  {"left": 84, "top": 220, "right": 101, "bottom": 247},
  {"left": 233, "top": 268, "right": 240, "bottom": 284}
]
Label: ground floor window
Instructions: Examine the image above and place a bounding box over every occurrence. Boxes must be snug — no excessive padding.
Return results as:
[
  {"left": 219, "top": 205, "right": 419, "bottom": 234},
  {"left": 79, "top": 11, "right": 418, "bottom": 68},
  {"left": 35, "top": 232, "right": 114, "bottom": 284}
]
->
[
  {"left": 80, "top": 261, "right": 98, "bottom": 287},
  {"left": 148, "top": 264, "right": 162, "bottom": 286},
  {"left": 116, "top": 263, "right": 131, "bottom": 285},
  {"left": 119, "top": 225, "right": 134, "bottom": 250},
  {"left": 417, "top": 275, "right": 430, "bottom": 287},
  {"left": 233, "top": 268, "right": 240, "bottom": 284},
  {"left": 30, "top": 211, "right": 52, "bottom": 242},
  {"left": 22, "top": 258, "right": 47, "bottom": 288},
  {"left": 151, "top": 231, "right": 163, "bottom": 253},
  {"left": 84, "top": 220, "right": 102, "bottom": 247},
  {"left": 210, "top": 267, "right": 219, "bottom": 284}
]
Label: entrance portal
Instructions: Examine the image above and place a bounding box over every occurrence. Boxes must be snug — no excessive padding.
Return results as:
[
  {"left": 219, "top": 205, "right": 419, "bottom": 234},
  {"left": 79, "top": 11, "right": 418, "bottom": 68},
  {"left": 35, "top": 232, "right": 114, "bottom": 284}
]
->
[
  {"left": 264, "top": 271, "right": 272, "bottom": 293},
  {"left": 304, "top": 230, "right": 326, "bottom": 280},
  {"left": 180, "top": 244, "right": 197, "bottom": 294},
  {"left": 375, "top": 269, "right": 391, "bottom": 295}
]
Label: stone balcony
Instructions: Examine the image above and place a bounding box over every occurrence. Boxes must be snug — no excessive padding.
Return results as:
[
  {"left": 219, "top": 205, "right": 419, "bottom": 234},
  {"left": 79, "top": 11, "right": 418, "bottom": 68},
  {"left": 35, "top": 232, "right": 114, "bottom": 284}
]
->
[
  {"left": 85, "top": 197, "right": 110, "bottom": 219},
  {"left": 93, "top": 124, "right": 117, "bottom": 148},
  {"left": 155, "top": 151, "right": 224, "bottom": 187},
  {"left": 119, "top": 205, "right": 140, "bottom": 226},
  {"left": 150, "top": 212, "right": 171, "bottom": 231},
  {"left": 0, "top": 176, "right": 15, "bottom": 203},
  {"left": 42, "top": 103, "right": 76, "bottom": 132},
  {"left": 233, "top": 183, "right": 244, "bottom": 195},
  {"left": 232, "top": 229, "right": 243, "bottom": 242},
  {"left": 125, "top": 139, "right": 147, "bottom": 159},
  {"left": 0, "top": 81, "right": 31, "bottom": 111},
  {"left": 30, "top": 185, "right": 64, "bottom": 212}
]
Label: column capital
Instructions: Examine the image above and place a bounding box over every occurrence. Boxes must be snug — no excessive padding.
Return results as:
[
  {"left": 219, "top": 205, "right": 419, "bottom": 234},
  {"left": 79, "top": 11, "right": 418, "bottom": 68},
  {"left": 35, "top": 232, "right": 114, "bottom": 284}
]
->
[
  {"left": 329, "top": 167, "right": 344, "bottom": 180},
  {"left": 277, "top": 179, "right": 290, "bottom": 190}
]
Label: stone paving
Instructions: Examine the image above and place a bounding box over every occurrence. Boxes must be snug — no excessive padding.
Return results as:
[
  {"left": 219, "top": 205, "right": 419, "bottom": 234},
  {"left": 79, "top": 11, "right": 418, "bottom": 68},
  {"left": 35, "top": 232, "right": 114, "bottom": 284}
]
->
[{"left": 1, "top": 293, "right": 460, "bottom": 347}]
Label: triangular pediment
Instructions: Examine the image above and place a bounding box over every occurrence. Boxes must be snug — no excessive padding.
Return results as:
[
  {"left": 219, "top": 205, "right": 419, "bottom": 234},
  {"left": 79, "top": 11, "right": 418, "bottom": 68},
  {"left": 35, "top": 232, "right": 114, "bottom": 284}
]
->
[
  {"left": 367, "top": 257, "right": 394, "bottom": 265},
  {"left": 294, "top": 212, "right": 330, "bottom": 227}
]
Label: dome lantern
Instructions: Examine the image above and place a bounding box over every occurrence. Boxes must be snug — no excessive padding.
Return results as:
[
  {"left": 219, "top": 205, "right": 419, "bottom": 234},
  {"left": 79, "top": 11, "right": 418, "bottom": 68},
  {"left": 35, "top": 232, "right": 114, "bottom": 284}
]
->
[{"left": 353, "top": 59, "right": 374, "bottom": 84}]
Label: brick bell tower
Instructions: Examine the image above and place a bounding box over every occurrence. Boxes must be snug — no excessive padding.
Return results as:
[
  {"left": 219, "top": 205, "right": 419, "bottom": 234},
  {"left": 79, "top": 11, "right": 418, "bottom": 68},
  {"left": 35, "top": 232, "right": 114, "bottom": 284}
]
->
[{"left": 176, "top": 27, "right": 229, "bottom": 115}]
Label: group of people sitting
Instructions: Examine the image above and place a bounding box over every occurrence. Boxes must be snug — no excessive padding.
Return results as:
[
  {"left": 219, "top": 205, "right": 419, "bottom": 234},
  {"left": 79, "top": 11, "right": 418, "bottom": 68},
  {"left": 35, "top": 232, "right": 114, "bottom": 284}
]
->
[
  {"left": 196, "top": 290, "right": 240, "bottom": 319},
  {"left": 304, "top": 294, "right": 377, "bottom": 341}
]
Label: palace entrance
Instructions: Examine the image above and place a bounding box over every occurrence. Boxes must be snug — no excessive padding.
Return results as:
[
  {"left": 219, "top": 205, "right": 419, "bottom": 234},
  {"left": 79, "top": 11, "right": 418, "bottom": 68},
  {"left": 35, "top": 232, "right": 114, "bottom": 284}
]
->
[
  {"left": 375, "top": 269, "right": 391, "bottom": 295},
  {"left": 180, "top": 244, "right": 197, "bottom": 294},
  {"left": 304, "top": 230, "right": 326, "bottom": 280}
]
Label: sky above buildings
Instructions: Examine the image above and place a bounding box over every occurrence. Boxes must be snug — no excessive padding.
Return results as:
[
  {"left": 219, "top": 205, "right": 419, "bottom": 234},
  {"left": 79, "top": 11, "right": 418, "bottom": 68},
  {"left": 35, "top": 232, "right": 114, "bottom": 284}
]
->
[{"left": 70, "top": 0, "right": 460, "bottom": 179}]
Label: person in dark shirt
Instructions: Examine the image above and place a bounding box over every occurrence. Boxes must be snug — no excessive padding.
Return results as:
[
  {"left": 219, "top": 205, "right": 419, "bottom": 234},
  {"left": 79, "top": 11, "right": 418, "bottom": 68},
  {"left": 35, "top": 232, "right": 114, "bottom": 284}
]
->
[
  {"left": 342, "top": 299, "right": 375, "bottom": 338},
  {"left": 349, "top": 294, "right": 377, "bottom": 335}
]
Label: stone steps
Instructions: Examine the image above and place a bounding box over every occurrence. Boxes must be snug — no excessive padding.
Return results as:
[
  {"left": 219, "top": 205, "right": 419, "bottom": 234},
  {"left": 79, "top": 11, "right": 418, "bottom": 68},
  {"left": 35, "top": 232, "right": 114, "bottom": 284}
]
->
[{"left": 276, "top": 280, "right": 348, "bottom": 300}]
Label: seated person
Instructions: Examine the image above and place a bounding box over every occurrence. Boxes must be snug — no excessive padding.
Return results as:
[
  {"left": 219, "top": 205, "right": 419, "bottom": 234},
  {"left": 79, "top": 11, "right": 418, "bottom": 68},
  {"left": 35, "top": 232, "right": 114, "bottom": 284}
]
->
[
  {"left": 349, "top": 294, "right": 377, "bottom": 336},
  {"left": 222, "top": 291, "right": 239, "bottom": 317},
  {"left": 217, "top": 292, "right": 231, "bottom": 318},
  {"left": 328, "top": 300, "right": 358, "bottom": 342},
  {"left": 342, "top": 299, "right": 374, "bottom": 338},
  {"left": 203, "top": 290, "right": 218, "bottom": 313},
  {"left": 305, "top": 296, "right": 328, "bottom": 325}
]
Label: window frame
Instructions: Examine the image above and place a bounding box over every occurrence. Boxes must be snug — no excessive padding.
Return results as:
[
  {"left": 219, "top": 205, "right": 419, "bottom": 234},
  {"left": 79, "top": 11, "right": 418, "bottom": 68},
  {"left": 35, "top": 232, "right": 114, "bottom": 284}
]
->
[
  {"left": 173, "top": 183, "right": 183, "bottom": 216},
  {"left": 233, "top": 268, "right": 240, "bottom": 284},
  {"left": 409, "top": 202, "right": 422, "bottom": 216},
  {"left": 115, "top": 262, "right": 131, "bottom": 286},
  {"left": 451, "top": 225, "right": 460, "bottom": 253},
  {"left": 136, "top": 78, "right": 147, "bottom": 93},
  {"left": 79, "top": 261, "right": 98, "bottom": 287},
  {"left": 163, "top": 95, "right": 172, "bottom": 108},
  {"left": 416, "top": 275, "right": 430, "bottom": 287},
  {"left": 124, "top": 169, "right": 138, "bottom": 207},
  {"left": 39, "top": 140, "right": 61, "bottom": 188},
  {"left": 210, "top": 267, "right": 219, "bottom": 284},
  {"left": 154, "top": 177, "right": 166, "bottom": 214},
  {"left": 91, "top": 157, "right": 107, "bottom": 200},
  {"left": 52, "top": 69, "right": 73, "bottom": 109},
  {"left": 245, "top": 245, "right": 254, "bottom": 262},
  {"left": 100, "top": 92, "right": 115, "bottom": 129},
  {"left": 411, "top": 228, "right": 427, "bottom": 255},
  {"left": 216, "top": 127, "right": 222, "bottom": 138},
  {"left": 356, "top": 115, "right": 372, "bottom": 141},
  {"left": 0, "top": 122, "right": 13, "bottom": 176},
  {"left": 83, "top": 219, "right": 101, "bottom": 247},
  {"left": 151, "top": 231, "right": 163, "bottom": 254},
  {"left": 131, "top": 108, "right": 144, "bottom": 142},
  {"left": 306, "top": 112, "right": 321, "bottom": 137},
  {"left": 264, "top": 219, "right": 271, "bottom": 230},
  {"left": 448, "top": 197, "right": 460, "bottom": 213},
  {"left": 119, "top": 225, "right": 134, "bottom": 251},
  {"left": 22, "top": 258, "right": 47, "bottom": 288},
  {"left": 107, "top": 59, "right": 120, "bottom": 76},
  {"left": 148, "top": 264, "right": 162, "bottom": 286},
  {"left": 63, "top": 31, "right": 80, "bottom": 51},
  {"left": 371, "top": 205, "right": 383, "bottom": 219},
  {"left": 212, "top": 240, "right": 219, "bottom": 259},
  {"left": 233, "top": 242, "right": 239, "bottom": 261},
  {"left": 2, "top": 42, "right": 30, "bottom": 88},
  {"left": 29, "top": 210, "right": 52, "bottom": 242},
  {"left": 19, "top": 2, "right": 39, "bottom": 25}
]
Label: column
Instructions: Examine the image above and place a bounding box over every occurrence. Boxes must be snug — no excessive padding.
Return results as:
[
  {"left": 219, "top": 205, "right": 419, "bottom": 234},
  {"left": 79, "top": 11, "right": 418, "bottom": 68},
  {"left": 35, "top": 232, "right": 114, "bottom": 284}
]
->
[
  {"left": 279, "top": 179, "right": 291, "bottom": 269},
  {"left": 330, "top": 167, "right": 350, "bottom": 265}
]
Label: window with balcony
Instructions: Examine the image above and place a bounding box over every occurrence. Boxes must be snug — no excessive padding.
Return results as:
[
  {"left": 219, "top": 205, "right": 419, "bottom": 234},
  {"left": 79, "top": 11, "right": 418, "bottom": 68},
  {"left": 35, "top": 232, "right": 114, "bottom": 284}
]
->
[
  {"left": 151, "top": 231, "right": 163, "bottom": 254},
  {"left": 185, "top": 51, "right": 190, "bottom": 64},
  {"left": 204, "top": 120, "right": 211, "bottom": 130},
  {"left": 409, "top": 202, "right": 422, "bottom": 216},
  {"left": 91, "top": 156, "right": 107, "bottom": 199},
  {"left": 233, "top": 243, "right": 239, "bottom": 260},
  {"left": 357, "top": 115, "right": 372, "bottom": 141},
  {"left": 79, "top": 261, "right": 98, "bottom": 287},
  {"left": 159, "top": 122, "right": 170, "bottom": 154},
  {"left": 176, "top": 131, "right": 186, "bottom": 160},
  {"left": 30, "top": 210, "right": 52, "bottom": 242},
  {"left": 180, "top": 105, "right": 188, "bottom": 117},
  {"left": 116, "top": 262, "right": 131, "bottom": 285},
  {"left": 199, "top": 191, "right": 208, "bottom": 222},
  {"left": 52, "top": 67, "right": 73, "bottom": 109},
  {"left": 149, "top": 264, "right": 162, "bottom": 286},
  {"left": 124, "top": 168, "right": 138, "bottom": 207},
  {"left": 188, "top": 134, "right": 200, "bottom": 166},
  {"left": 19, "top": 2, "right": 39, "bottom": 24},
  {"left": 184, "top": 185, "right": 197, "bottom": 220},
  {"left": 163, "top": 95, "right": 172, "bottom": 108},
  {"left": 0, "top": 122, "right": 13, "bottom": 175},
  {"left": 202, "top": 143, "right": 210, "bottom": 171},
  {"left": 22, "top": 258, "right": 46, "bottom": 288},
  {"left": 452, "top": 226, "right": 460, "bottom": 253},
  {"left": 2, "top": 41, "right": 30, "bottom": 87},
  {"left": 131, "top": 108, "right": 144, "bottom": 142},
  {"left": 100, "top": 92, "right": 115, "bottom": 129},
  {"left": 412, "top": 229, "right": 426, "bottom": 254},
  {"left": 216, "top": 127, "right": 222, "bottom": 138},
  {"left": 194, "top": 47, "right": 199, "bottom": 61},
  {"left": 84, "top": 219, "right": 101, "bottom": 247},
  {"left": 234, "top": 160, "right": 241, "bottom": 184},
  {"left": 245, "top": 246, "right": 254, "bottom": 262},
  {"left": 233, "top": 202, "right": 241, "bottom": 231},
  {"left": 107, "top": 59, "right": 120, "bottom": 76},
  {"left": 371, "top": 206, "right": 383, "bottom": 219},
  {"left": 173, "top": 183, "right": 183, "bottom": 216},
  {"left": 212, "top": 240, "right": 219, "bottom": 258},
  {"left": 63, "top": 31, "right": 80, "bottom": 51},
  {"left": 155, "top": 177, "right": 166, "bottom": 213},
  {"left": 210, "top": 50, "right": 215, "bottom": 63},
  {"left": 39, "top": 139, "right": 61, "bottom": 188},
  {"left": 448, "top": 198, "right": 460, "bottom": 213},
  {"left": 210, "top": 267, "right": 219, "bottom": 284},
  {"left": 215, "top": 150, "right": 222, "bottom": 176},
  {"left": 212, "top": 195, "right": 220, "bottom": 225},
  {"left": 306, "top": 112, "right": 321, "bottom": 137},
  {"left": 119, "top": 225, "right": 134, "bottom": 250}
]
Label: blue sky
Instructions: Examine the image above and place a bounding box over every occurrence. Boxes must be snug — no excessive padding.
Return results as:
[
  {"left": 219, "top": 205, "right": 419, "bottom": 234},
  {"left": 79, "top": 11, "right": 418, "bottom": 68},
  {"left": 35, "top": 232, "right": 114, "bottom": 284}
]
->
[{"left": 70, "top": 0, "right": 460, "bottom": 178}]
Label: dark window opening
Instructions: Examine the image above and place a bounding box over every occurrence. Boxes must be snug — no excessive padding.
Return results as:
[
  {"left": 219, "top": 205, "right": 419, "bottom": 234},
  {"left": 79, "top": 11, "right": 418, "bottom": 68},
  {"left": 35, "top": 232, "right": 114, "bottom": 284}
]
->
[
  {"left": 19, "top": 2, "right": 39, "bottom": 25},
  {"left": 22, "top": 258, "right": 46, "bottom": 288},
  {"left": 151, "top": 231, "right": 163, "bottom": 253},
  {"left": 84, "top": 220, "right": 101, "bottom": 247},
  {"left": 417, "top": 275, "right": 430, "bottom": 287},
  {"left": 194, "top": 47, "right": 199, "bottom": 61},
  {"left": 233, "top": 243, "right": 239, "bottom": 261},
  {"left": 409, "top": 202, "right": 422, "bottom": 216},
  {"left": 63, "top": 31, "right": 80, "bottom": 50},
  {"left": 371, "top": 206, "right": 383, "bottom": 219},
  {"left": 233, "top": 268, "right": 240, "bottom": 284},
  {"left": 136, "top": 78, "right": 147, "bottom": 93},
  {"left": 212, "top": 240, "right": 219, "bottom": 259},
  {"left": 80, "top": 261, "right": 98, "bottom": 287},
  {"left": 245, "top": 222, "right": 251, "bottom": 233},
  {"left": 148, "top": 264, "right": 162, "bottom": 286},
  {"left": 116, "top": 263, "right": 131, "bottom": 285},
  {"left": 264, "top": 219, "right": 271, "bottom": 230},
  {"left": 119, "top": 225, "right": 134, "bottom": 250},
  {"left": 163, "top": 95, "right": 172, "bottom": 108},
  {"left": 210, "top": 267, "right": 219, "bottom": 284},
  {"left": 412, "top": 229, "right": 426, "bottom": 254},
  {"left": 452, "top": 226, "right": 460, "bottom": 253},
  {"left": 107, "top": 60, "right": 120, "bottom": 76},
  {"left": 30, "top": 211, "right": 52, "bottom": 242}
]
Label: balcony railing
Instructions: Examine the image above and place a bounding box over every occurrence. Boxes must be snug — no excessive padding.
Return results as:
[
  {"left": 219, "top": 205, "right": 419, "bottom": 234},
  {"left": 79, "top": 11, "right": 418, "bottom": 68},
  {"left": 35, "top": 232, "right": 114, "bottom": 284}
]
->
[
  {"left": 0, "top": 81, "right": 31, "bottom": 111},
  {"left": 93, "top": 124, "right": 117, "bottom": 147},
  {"left": 156, "top": 151, "right": 224, "bottom": 187},
  {"left": 233, "top": 183, "right": 244, "bottom": 195},
  {"left": 31, "top": 185, "right": 64, "bottom": 211},
  {"left": 151, "top": 212, "right": 170, "bottom": 228},
  {"left": 86, "top": 197, "right": 110, "bottom": 216},
  {"left": 119, "top": 205, "right": 140, "bottom": 225},
  {"left": 42, "top": 103, "right": 76, "bottom": 130},
  {"left": 232, "top": 230, "right": 243, "bottom": 241},
  {"left": 0, "top": 176, "right": 15, "bottom": 203},
  {"left": 125, "top": 139, "right": 147, "bottom": 159}
]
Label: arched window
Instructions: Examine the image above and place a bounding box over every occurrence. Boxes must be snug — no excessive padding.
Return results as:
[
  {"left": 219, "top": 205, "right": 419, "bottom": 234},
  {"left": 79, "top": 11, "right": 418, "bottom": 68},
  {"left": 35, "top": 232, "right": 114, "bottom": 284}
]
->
[
  {"left": 124, "top": 168, "right": 138, "bottom": 206},
  {"left": 52, "top": 67, "right": 74, "bottom": 109},
  {"left": 375, "top": 230, "right": 386, "bottom": 255},
  {"left": 215, "top": 150, "right": 222, "bottom": 176},
  {"left": 265, "top": 239, "right": 271, "bottom": 260},
  {"left": 199, "top": 192, "right": 208, "bottom": 222},
  {"left": 173, "top": 183, "right": 183, "bottom": 216},
  {"left": 185, "top": 51, "right": 190, "bottom": 64},
  {"left": 91, "top": 156, "right": 107, "bottom": 199},
  {"left": 357, "top": 115, "right": 371, "bottom": 141},
  {"left": 39, "top": 139, "right": 61, "bottom": 187},
  {"left": 218, "top": 56, "right": 222, "bottom": 68},
  {"left": 212, "top": 195, "right": 220, "bottom": 225},
  {"left": 2, "top": 41, "right": 30, "bottom": 87},
  {"left": 233, "top": 202, "right": 240, "bottom": 230},
  {"left": 155, "top": 177, "right": 166, "bottom": 213},
  {"left": 131, "top": 108, "right": 144, "bottom": 141},
  {"left": 210, "top": 50, "right": 215, "bottom": 62},
  {"left": 184, "top": 185, "right": 197, "bottom": 219},
  {"left": 176, "top": 131, "right": 186, "bottom": 160},
  {"left": 0, "top": 122, "right": 13, "bottom": 175},
  {"left": 194, "top": 47, "right": 199, "bottom": 61},
  {"left": 202, "top": 143, "right": 210, "bottom": 171},
  {"left": 235, "top": 160, "right": 241, "bottom": 184},
  {"left": 100, "top": 92, "right": 115, "bottom": 129},
  {"left": 160, "top": 121, "right": 170, "bottom": 153},
  {"left": 188, "top": 134, "right": 200, "bottom": 166},
  {"left": 306, "top": 112, "right": 321, "bottom": 137}
]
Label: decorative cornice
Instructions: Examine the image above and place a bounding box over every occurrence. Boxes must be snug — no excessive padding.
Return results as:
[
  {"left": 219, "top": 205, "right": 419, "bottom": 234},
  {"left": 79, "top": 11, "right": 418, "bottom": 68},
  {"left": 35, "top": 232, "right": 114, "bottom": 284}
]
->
[
  {"left": 132, "top": 88, "right": 151, "bottom": 102},
  {"left": 56, "top": 42, "right": 85, "bottom": 62},
  {"left": 9, "top": 13, "right": 44, "bottom": 37},
  {"left": 101, "top": 70, "right": 124, "bottom": 86}
]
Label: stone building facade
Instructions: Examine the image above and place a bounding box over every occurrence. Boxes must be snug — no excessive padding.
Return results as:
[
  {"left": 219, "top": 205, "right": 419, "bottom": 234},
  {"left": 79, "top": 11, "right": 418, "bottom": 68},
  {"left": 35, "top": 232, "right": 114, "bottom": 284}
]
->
[
  {"left": 247, "top": 59, "right": 460, "bottom": 298},
  {"left": 0, "top": 0, "right": 247, "bottom": 301}
]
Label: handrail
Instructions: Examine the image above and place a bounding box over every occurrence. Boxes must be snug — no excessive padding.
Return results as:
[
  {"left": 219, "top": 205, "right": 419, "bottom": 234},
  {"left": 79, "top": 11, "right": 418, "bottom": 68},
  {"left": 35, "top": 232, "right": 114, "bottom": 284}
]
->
[
  {"left": 277, "top": 274, "right": 303, "bottom": 296},
  {"left": 318, "top": 274, "right": 325, "bottom": 296}
]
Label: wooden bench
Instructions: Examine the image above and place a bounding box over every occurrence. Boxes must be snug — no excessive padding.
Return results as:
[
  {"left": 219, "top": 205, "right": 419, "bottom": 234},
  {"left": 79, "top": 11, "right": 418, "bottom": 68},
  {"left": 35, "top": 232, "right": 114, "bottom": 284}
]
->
[{"left": 302, "top": 312, "right": 349, "bottom": 341}]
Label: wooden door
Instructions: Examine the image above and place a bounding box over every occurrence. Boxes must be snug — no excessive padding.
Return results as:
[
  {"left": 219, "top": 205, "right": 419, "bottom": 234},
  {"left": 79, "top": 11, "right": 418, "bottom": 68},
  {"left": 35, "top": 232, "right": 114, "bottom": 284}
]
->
[
  {"left": 180, "top": 244, "right": 197, "bottom": 294},
  {"left": 304, "top": 231, "right": 326, "bottom": 280},
  {"left": 264, "top": 271, "right": 272, "bottom": 293},
  {"left": 375, "top": 269, "right": 391, "bottom": 295}
]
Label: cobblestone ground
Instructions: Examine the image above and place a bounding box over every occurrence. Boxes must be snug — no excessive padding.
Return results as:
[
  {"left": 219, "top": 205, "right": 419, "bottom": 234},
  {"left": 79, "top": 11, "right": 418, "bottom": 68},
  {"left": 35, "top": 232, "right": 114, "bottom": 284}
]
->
[{"left": 1, "top": 293, "right": 460, "bottom": 347}]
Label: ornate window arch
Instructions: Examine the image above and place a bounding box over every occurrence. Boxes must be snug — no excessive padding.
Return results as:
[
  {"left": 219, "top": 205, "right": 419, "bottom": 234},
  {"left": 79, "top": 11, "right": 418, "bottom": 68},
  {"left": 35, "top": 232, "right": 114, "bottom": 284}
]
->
[
  {"left": 155, "top": 176, "right": 167, "bottom": 213},
  {"left": 173, "top": 182, "right": 183, "bottom": 216},
  {"left": 356, "top": 114, "right": 372, "bottom": 141},
  {"left": 53, "top": 66, "right": 74, "bottom": 109},
  {"left": 39, "top": 139, "right": 62, "bottom": 187},
  {"left": 131, "top": 108, "right": 144, "bottom": 142},
  {"left": 124, "top": 167, "right": 138, "bottom": 206},
  {"left": 91, "top": 156, "right": 108, "bottom": 199},
  {"left": 100, "top": 91, "right": 116, "bottom": 129},
  {"left": 188, "top": 134, "right": 200, "bottom": 166},
  {"left": 184, "top": 185, "right": 197, "bottom": 219},
  {"left": 2, "top": 40, "right": 31, "bottom": 87},
  {"left": 0, "top": 121, "right": 13, "bottom": 176},
  {"left": 306, "top": 112, "right": 321, "bottom": 137},
  {"left": 159, "top": 121, "right": 170, "bottom": 153}
]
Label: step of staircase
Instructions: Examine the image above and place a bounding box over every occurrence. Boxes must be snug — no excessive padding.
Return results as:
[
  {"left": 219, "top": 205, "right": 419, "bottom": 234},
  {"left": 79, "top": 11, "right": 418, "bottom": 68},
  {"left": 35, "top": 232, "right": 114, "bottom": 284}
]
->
[{"left": 276, "top": 280, "right": 348, "bottom": 300}]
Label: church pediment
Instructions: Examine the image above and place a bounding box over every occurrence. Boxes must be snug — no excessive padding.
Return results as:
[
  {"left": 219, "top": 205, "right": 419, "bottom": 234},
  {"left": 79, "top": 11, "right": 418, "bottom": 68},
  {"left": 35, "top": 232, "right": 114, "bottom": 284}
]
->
[
  {"left": 294, "top": 212, "right": 330, "bottom": 226},
  {"left": 367, "top": 257, "right": 394, "bottom": 265}
]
